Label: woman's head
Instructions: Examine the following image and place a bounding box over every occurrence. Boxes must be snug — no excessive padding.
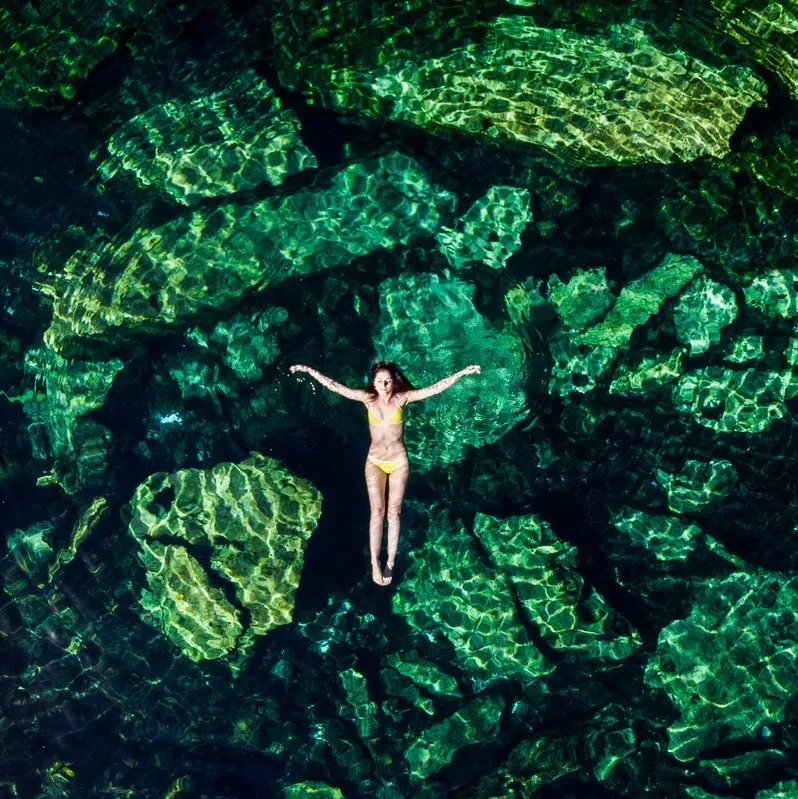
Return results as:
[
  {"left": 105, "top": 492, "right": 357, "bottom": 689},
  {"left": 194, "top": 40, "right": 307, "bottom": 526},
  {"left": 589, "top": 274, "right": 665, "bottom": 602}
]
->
[{"left": 367, "top": 361, "right": 414, "bottom": 397}]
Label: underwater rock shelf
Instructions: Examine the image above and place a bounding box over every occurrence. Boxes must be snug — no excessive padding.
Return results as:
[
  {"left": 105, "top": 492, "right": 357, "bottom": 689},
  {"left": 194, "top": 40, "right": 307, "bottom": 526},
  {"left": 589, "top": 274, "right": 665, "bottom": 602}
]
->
[{"left": 3, "top": 0, "right": 798, "bottom": 797}]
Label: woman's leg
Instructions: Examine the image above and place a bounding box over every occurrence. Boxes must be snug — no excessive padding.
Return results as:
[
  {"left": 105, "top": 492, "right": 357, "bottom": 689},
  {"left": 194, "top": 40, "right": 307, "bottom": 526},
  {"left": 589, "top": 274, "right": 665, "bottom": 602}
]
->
[
  {"left": 364, "top": 460, "right": 388, "bottom": 585},
  {"left": 383, "top": 462, "right": 410, "bottom": 585}
]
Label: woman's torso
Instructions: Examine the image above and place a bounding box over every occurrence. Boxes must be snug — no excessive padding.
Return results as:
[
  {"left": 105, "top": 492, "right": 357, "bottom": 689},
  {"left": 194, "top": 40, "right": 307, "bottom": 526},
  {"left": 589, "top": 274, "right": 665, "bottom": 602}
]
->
[{"left": 365, "top": 394, "right": 406, "bottom": 460}]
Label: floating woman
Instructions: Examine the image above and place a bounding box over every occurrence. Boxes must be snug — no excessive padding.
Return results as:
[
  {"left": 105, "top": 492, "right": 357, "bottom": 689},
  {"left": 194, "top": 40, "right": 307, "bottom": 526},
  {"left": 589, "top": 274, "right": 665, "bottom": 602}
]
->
[{"left": 289, "top": 361, "right": 482, "bottom": 586}]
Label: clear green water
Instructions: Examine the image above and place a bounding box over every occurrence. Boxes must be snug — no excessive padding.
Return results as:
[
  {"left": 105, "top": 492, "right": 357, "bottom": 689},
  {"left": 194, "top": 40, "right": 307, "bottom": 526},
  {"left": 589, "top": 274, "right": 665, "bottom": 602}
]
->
[{"left": 2, "top": 1, "right": 798, "bottom": 797}]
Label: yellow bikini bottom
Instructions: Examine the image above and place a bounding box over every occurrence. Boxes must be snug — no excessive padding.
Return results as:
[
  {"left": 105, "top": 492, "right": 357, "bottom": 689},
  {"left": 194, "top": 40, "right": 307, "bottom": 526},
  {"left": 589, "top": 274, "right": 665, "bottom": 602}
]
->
[{"left": 367, "top": 455, "right": 409, "bottom": 475}]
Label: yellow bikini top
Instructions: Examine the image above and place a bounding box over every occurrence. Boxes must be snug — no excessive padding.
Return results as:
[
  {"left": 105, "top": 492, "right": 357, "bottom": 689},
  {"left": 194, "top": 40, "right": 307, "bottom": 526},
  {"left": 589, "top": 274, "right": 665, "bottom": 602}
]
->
[{"left": 368, "top": 397, "right": 404, "bottom": 425}]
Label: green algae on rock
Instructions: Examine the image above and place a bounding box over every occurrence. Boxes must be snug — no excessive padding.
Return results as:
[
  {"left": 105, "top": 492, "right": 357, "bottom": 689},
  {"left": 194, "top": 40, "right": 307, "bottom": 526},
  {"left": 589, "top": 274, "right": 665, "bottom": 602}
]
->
[
  {"left": 655, "top": 459, "right": 737, "bottom": 515},
  {"left": 437, "top": 186, "right": 531, "bottom": 270},
  {"left": 100, "top": 71, "right": 317, "bottom": 205},
  {"left": 673, "top": 276, "right": 737, "bottom": 356},
  {"left": 0, "top": 0, "right": 162, "bottom": 107},
  {"left": 43, "top": 152, "right": 454, "bottom": 351},
  {"left": 645, "top": 570, "right": 798, "bottom": 761},
  {"left": 404, "top": 693, "right": 504, "bottom": 780},
  {"left": 473, "top": 513, "right": 640, "bottom": 661},
  {"left": 743, "top": 269, "right": 798, "bottom": 319},
  {"left": 673, "top": 366, "right": 793, "bottom": 433},
  {"left": 276, "top": 5, "right": 764, "bottom": 165},
  {"left": 393, "top": 509, "right": 552, "bottom": 687},
  {"left": 549, "top": 268, "right": 614, "bottom": 331},
  {"left": 609, "top": 348, "right": 686, "bottom": 396},
  {"left": 610, "top": 509, "right": 702, "bottom": 563},
  {"left": 373, "top": 272, "right": 528, "bottom": 471},
  {"left": 128, "top": 453, "right": 322, "bottom": 660}
]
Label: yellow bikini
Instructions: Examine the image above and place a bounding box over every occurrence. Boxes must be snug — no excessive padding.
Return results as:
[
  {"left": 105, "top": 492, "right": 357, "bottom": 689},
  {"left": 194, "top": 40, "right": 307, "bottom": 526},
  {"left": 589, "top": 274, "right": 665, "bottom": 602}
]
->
[{"left": 367, "top": 399, "right": 408, "bottom": 474}]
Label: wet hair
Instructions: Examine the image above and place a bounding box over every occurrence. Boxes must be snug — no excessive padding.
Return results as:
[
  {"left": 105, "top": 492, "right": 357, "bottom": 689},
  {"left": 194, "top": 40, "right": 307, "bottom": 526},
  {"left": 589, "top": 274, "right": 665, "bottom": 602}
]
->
[{"left": 365, "top": 361, "right": 415, "bottom": 397}]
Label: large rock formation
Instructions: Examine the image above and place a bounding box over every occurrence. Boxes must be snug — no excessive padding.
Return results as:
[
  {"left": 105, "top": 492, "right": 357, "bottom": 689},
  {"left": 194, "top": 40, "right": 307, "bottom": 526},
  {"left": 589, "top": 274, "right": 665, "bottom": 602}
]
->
[
  {"left": 127, "top": 453, "right": 322, "bottom": 661},
  {"left": 275, "top": 3, "right": 765, "bottom": 165},
  {"left": 645, "top": 570, "right": 798, "bottom": 761},
  {"left": 99, "top": 71, "right": 317, "bottom": 205},
  {"left": 42, "top": 152, "right": 454, "bottom": 352}
]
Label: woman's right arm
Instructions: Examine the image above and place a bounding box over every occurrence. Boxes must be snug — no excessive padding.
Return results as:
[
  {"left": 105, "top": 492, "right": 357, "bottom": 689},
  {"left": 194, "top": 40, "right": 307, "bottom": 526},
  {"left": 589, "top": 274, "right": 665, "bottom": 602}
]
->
[{"left": 289, "top": 365, "right": 371, "bottom": 402}]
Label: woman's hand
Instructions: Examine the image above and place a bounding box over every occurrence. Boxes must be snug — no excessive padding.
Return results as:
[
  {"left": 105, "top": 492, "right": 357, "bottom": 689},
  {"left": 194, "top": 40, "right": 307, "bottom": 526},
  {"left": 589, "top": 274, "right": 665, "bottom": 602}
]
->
[
  {"left": 462, "top": 364, "right": 481, "bottom": 376},
  {"left": 289, "top": 364, "right": 310, "bottom": 374}
]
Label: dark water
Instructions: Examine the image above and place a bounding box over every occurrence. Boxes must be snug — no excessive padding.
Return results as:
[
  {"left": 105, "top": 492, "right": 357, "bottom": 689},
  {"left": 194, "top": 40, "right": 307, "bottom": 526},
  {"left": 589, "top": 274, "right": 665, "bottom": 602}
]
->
[{"left": 3, "top": 1, "right": 798, "bottom": 798}]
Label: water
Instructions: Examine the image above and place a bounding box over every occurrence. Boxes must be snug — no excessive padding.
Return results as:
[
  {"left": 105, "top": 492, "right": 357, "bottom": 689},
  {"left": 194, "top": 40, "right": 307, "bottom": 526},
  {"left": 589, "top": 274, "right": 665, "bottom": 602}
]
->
[{"left": 2, "top": 1, "right": 798, "bottom": 797}]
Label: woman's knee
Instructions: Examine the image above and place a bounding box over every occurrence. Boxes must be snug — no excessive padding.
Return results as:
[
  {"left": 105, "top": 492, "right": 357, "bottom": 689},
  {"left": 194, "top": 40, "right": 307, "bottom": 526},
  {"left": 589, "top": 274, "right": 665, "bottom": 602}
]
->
[
  {"left": 370, "top": 505, "right": 385, "bottom": 521},
  {"left": 386, "top": 502, "right": 402, "bottom": 522}
]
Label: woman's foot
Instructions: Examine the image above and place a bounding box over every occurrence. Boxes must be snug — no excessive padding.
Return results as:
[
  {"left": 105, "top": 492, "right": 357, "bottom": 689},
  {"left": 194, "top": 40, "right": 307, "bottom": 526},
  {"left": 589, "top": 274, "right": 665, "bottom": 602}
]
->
[
  {"left": 371, "top": 563, "right": 385, "bottom": 586},
  {"left": 383, "top": 563, "right": 394, "bottom": 585}
]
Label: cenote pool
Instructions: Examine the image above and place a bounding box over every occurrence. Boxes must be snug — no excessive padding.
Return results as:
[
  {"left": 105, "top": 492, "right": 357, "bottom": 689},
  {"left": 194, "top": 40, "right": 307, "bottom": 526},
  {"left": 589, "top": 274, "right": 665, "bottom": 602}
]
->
[{"left": 2, "top": 1, "right": 798, "bottom": 797}]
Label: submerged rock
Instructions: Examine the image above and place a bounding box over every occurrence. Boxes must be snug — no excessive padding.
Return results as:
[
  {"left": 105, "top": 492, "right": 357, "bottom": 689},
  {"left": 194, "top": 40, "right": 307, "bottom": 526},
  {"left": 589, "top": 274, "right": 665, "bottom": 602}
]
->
[
  {"left": 723, "top": 335, "right": 765, "bottom": 364},
  {"left": 673, "top": 276, "right": 737, "bottom": 356},
  {"left": 283, "top": 784, "right": 345, "bottom": 799},
  {"left": 373, "top": 271, "right": 528, "bottom": 470},
  {"left": 100, "top": 71, "right": 317, "bottom": 205},
  {"left": 276, "top": 4, "right": 765, "bottom": 165},
  {"left": 645, "top": 570, "right": 798, "bottom": 761},
  {"left": 404, "top": 693, "right": 504, "bottom": 780},
  {"left": 609, "top": 349, "right": 686, "bottom": 396},
  {"left": 551, "top": 254, "right": 701, "bottom": 395},
  {"left": 712, "top": 0, "right": 798, "bottom": 97},
  {"left": 127, "top": 453, "right": 322, "bottom": 661},
  {"left": 743, "top": 269, "right": 798, "bottom": 319},
  {"left": 610, "top": 509, "right": 702, "bottom": 564},
  {"left": 473, "top": 513, "right": 640, "bottom": 661},
  {"left": 386, "top": 651, "right": 462, "bottom": 698},
  {"left": 655, "top": 459, "right": 738, "bottom": 515},
  {"left": 577, "top": 254, "right": 703, "bottom": 350},
  {"left": 673, "top": 366, "right": 793, "bottom": 433},
  {"left": 437, "top": 185, "right": 532, "bottom": 270},
  {"left": 0, "top": 0, "right": 162, "bottom": 107},
  {"left": 549, "top": 268, "right": 614, "bottom": 331},
  {"left": 393, "top": 509, "right": 552, "bottom": 687},
  {"left": 22, "top": 345, "right": 123, "bottom": 493},
  {"left": 43, "top": 152, "right": 454, "bottom": 351},
  {"left": 736, "top": 134, "right": 798, "bottom": 200}
]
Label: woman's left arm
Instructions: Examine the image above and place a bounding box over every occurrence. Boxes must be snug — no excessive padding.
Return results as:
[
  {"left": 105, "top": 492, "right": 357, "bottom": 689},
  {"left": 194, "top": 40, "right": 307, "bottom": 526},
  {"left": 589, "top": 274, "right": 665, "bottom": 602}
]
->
[{"left": 401, "top": 365, "right": 481, "bottom": 403}]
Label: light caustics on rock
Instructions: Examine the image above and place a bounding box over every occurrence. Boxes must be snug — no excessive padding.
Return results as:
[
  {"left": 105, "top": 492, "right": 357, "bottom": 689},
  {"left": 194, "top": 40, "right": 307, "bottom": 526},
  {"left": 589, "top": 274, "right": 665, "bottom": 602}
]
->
[{"left": 127, "top": 453, "right": 322, "bottom": 662}]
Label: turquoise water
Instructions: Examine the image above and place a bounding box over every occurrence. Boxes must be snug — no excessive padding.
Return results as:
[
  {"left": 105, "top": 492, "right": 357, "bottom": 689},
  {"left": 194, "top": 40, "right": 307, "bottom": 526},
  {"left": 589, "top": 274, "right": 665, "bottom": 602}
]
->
[{"left": 3, "top": 1, "right": 798, "bottom": 797}]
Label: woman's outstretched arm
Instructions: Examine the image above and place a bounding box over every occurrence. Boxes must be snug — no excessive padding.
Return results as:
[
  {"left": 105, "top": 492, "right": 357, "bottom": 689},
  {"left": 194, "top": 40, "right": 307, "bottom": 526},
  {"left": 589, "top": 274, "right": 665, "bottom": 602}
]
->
[
  {"left": 401, "top": 365, "right": 481, "bottom": 403},
  {"left": 289, "top": 364, "right": 372, "bottom": 401}
]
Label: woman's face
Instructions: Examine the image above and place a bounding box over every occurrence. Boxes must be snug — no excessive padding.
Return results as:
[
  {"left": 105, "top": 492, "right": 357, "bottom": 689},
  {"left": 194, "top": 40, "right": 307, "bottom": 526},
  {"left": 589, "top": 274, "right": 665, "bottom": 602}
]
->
[{"left": 373, "top": 369, "right": 393, "bottom": 397}]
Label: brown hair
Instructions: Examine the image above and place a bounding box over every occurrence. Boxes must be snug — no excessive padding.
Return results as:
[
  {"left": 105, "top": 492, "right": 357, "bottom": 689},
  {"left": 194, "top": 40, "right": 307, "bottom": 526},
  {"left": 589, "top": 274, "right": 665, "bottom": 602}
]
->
[{"left": 365, "top": 361, "right": 415, "bottom": 397}]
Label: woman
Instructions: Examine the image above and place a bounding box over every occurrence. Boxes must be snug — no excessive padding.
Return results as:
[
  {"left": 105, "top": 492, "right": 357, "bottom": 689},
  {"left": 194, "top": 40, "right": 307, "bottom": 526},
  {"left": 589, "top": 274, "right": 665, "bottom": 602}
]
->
[{"left": 289, "top": 361, "right": 482, "bottom": 585}]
